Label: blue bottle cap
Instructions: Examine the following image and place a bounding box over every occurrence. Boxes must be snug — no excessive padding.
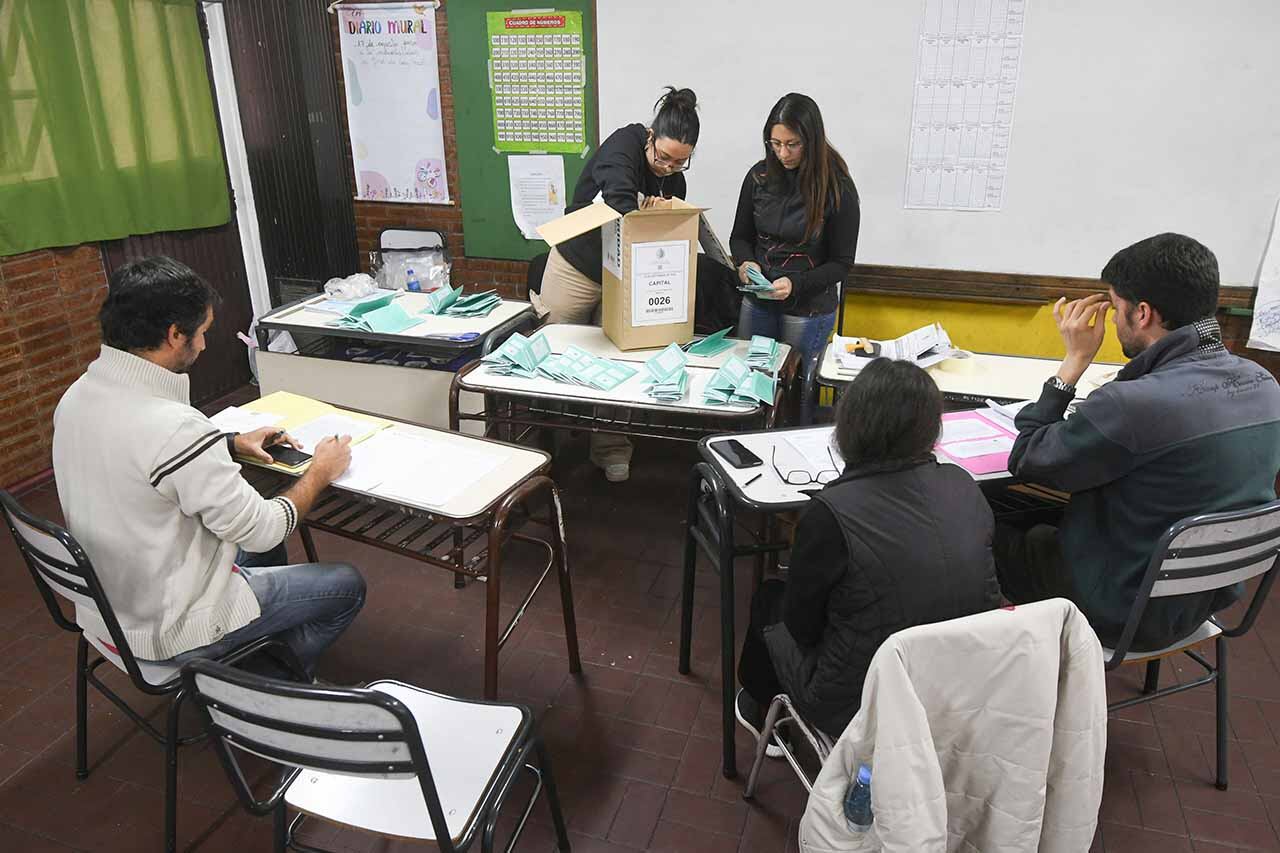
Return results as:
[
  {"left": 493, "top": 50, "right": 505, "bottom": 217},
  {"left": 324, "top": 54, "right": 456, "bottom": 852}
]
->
[{"left": 857, "top": 764, "right": 872, "bottom": 784}]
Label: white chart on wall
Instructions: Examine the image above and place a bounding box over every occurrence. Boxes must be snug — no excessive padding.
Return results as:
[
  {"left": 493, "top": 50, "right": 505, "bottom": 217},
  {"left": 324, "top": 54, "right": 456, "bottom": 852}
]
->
[
  {"left": 337, "top": 2, "right": 450, "bottom": 204},
  {"left": 904, "top": 0, "right": 1027, "bottom": 211}
]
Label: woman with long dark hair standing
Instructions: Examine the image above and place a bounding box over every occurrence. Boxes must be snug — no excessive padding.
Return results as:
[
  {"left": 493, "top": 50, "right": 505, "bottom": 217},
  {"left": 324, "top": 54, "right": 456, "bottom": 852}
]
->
[
  {"left": 537, "top": 86, "right": 700, "bottom": 482},
  {"left": 729, "top": 93, "right": 859, "bottom": 367}
]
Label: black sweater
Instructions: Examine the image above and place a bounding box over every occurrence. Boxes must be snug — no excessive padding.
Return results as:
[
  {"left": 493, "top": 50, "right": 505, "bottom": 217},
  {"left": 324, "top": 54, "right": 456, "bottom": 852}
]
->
[
  {"left": 729, "top": 161, "right": 860, "bottom": 316},
  {"left": 557, "top": 123, "right": 688, "bottom": 284}
]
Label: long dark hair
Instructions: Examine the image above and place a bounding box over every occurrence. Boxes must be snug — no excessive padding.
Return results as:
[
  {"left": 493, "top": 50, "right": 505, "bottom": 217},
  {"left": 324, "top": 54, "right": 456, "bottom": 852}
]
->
[
  {"left": 761, "top": 93, "right": 852, "bottom": 242},
  {"left": 651, "top": 86, "right": 700, "bottom": 146},
  {"left": 834, "top": 359, "right": 941, "bottom": 467}
]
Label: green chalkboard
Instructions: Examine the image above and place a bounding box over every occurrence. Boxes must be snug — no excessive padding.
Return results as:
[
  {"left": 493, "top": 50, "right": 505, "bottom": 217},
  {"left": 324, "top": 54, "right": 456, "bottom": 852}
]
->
[{"left": 448, "top": 2, "right": 598, "bottom": 261}]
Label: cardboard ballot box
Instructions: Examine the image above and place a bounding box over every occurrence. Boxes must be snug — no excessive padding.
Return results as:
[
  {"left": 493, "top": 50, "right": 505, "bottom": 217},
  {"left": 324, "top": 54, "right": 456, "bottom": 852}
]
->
[{"left": 539, "top": 198, "right": 703, "bottom": 350}]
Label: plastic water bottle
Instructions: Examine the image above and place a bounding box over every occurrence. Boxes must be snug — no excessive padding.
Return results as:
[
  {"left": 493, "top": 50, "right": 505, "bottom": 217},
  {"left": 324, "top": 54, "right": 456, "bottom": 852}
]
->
[
  {"left": 405, "top": 267, "right": 421, "bottom": 292},
  {"left": 844, "top": 764, "right": 873, "bottom": 833}
]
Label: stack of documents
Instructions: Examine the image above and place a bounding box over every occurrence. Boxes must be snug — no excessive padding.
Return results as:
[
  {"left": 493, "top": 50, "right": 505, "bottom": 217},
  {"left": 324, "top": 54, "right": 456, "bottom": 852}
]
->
[
  {"left": 445, "top": 289, "right": 501, "bottom": 318},
  {"left": 331, "top": 301, "right": 423, "bottom": 334},
  {"left": 685, "top": 327, "right": 735, "bottom": 357},
  {"left": 482, "top": 331, "right": 553, "bottom": 377},
  {"left": 746, "top": 335, "right": 780, "bottom": 370},
  {"left": 703, "top": 356, "right": 776, "bottom": 406},
  {"left": 309, "top": 291, "right": 397, "bottom": 316},
  {"left": 535, "top": 345, "right": 638, "bottom": 392},
  {"left": 419, "top": 285, "right": 462, "bottom": 315},
  {"left": 642, "top": 343, "right": 690, "bottom": 403},
  {"left": 739, "top": 265, "right": 775, "bottom": 295},
  {"left": 833, "top": 323, "right": 957, "bottom": 371}
]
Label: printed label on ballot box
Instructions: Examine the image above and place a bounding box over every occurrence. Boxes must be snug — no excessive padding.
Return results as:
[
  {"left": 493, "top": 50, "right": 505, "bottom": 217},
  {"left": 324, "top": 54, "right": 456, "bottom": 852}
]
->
[{"left": 630, "top": 240, "right": 689, "bottom": 327}]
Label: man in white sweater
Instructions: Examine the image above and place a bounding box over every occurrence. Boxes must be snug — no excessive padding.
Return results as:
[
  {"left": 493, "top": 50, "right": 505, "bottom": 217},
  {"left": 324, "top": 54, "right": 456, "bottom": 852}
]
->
[{"left": 52, "top": 257, "right": 365, "bottom": 676}]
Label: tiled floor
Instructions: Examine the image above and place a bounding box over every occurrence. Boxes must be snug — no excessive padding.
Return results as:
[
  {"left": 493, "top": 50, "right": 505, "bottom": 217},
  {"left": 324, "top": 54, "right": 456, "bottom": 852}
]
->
[{"left": 3, "top": 403, "right": 1280, "bottom": 850}]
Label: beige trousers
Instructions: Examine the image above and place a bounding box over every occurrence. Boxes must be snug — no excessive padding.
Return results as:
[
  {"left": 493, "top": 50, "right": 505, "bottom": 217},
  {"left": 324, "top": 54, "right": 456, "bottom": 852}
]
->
[{"left": 534, "top": 248, "right": 633, "bottom": 467}]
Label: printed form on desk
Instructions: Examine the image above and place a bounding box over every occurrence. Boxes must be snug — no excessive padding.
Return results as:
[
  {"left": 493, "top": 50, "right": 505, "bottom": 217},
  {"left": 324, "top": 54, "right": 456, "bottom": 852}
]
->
[{"left": 336, "top": 429, "right": 503, "bottom": 508}]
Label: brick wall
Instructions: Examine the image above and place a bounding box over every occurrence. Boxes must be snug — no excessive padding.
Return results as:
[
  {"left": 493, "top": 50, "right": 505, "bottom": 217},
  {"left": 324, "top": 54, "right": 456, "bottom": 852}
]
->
[
  {"left": 333, "top": 0, "right": 532, "bottom": 297},
  {"left": 0, "top": 246, "right": 110, "bottom": 489}
]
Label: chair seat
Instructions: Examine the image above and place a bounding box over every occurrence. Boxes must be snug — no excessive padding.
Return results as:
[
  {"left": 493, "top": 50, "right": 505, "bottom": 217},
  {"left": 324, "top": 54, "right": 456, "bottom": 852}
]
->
[
  {"left": 1101, "top": 619, "right": 1222, "bottom": 664},
  {"left": 284, "top": 679, "right": 523, "bottom": 842},
  {"left": 86, "top": 634, "right": 180, "bottom": 687}
]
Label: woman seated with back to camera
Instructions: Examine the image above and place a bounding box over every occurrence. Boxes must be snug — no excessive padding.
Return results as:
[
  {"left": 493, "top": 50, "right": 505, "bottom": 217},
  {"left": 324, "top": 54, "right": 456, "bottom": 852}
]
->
[{"left": 736, "top": 358, "right": 1003, "bottom": 746}]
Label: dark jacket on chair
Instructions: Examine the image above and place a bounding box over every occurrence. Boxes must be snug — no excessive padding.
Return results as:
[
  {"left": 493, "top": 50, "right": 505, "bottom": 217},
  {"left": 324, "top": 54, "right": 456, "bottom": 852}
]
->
[{"left": 764, "top": 459, "right": 1003, "bottom": 739}]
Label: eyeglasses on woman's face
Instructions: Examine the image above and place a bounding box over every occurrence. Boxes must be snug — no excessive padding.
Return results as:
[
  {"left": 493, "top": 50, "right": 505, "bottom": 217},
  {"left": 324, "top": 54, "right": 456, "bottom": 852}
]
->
[
  {"left": 768, "top": 139, "right": 804, "bottom": 153},
  {"left": 649, "top": 137, "right": 693, "bottom": 172}
]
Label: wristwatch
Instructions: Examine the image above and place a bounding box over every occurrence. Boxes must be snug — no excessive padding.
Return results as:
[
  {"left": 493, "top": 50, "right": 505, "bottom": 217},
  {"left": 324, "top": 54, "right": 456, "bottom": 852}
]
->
[{"left": 1046, "top": 376, "right": 1076, "bottom": 395}]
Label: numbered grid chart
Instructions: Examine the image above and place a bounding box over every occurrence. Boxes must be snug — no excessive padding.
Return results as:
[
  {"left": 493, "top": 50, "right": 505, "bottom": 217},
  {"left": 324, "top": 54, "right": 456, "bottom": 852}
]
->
[
  {"left": 487, "top": 12, "right": 587, "bottom": 154},
  {"left": 904, "top": 0, "right": 1028, "bottom": 211}
]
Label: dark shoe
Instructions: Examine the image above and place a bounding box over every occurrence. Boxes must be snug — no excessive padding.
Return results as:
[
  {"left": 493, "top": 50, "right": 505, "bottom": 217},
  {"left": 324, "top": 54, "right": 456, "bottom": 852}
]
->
[{"left": 735, "top": 689, "right": 784, "bottom": 759}]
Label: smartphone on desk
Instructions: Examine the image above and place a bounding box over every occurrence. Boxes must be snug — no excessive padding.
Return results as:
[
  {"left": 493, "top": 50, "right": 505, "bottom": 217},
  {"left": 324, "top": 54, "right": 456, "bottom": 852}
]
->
[
  {"left": 712, "top": 439, "right": 763, "bottom": 469},
  {"left": 267, "top": 444, "right": 312, "bottom": 469}
]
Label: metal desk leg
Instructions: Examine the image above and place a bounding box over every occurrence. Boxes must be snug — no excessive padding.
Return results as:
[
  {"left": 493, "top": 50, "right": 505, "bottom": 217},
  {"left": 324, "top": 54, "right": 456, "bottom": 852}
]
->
[
  {"left": 299, "top": 524, "right": 319, "bottom": 563},
  {"left": 483, "top": 525, "right": 505, "bottom": 700},
  {"left": 678, "top": 466, "right": 703, "bottom": 675},
  {"left": 800, "top": 352, "right": 820, "bottom": 426},
  {"left": 716, "top": 484, "right": 738, "bottom": 779},
  {"left": 547, "top": 484, "right": 582, "bottom": 675}
]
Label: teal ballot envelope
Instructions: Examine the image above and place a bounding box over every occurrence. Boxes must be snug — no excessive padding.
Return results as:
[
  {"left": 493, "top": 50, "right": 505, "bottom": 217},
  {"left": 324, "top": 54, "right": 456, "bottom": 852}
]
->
[
  {"left": 730, "top": 370, "right": 777, "bottom": 404},
  {"left": 582, "top": 359, "right": 637, "bottom": 391},
  {"left": 362, "top": 303, "right": 423, "bottom": 334},
  {"left": 686, "top": 327, "right": 734, "bottom": 357},
  {"left": 747, "top": 335, "right": 780, "bottom": 370},
  {"left": 739, "top": 266, "right": 774, "bottom": 294},
  {"left": 421, "top": 285, "right": 461, "bottom": 315},
  {"left": 446, "top": 290, "right": 501, "bottom": 317},
  {"left": 347, "top": 292, "right": 397, "bottom": 316},
  {"left": 645, "top": 343, "right": 688, "bottom": 382},
  {"left": 707, "top": 356, "right": 751, "bottom": 391},
  {"left": 645, "top": 368, "right": 689, "bottom": 402},
  {"left": 483, "top": 331, "right": 549, "bottom": 374}
]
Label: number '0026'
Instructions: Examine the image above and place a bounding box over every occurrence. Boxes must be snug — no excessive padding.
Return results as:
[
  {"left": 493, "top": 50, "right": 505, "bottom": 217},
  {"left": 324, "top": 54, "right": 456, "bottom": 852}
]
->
[{"left": 648, "top": 296, "right": 671, "bottom": 306}]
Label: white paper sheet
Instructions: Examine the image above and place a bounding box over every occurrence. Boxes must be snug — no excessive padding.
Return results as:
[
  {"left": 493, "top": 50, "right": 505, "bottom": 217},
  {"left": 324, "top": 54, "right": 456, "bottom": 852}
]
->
[
  {"left": 1248, "top": 197, "right": 1280, "bottom": 352},
  {"left": 904, "top": 0, "right": 1028, "bottom": 211},
  {"left": 508, "top": 154, "right": 566, "bottom": 240},
  {"left": 209, "top": 406, "right": 284, "bottom": 434},
  {"left": 785, "top": 431, "right": 844, "bottom": 473},
  {"left": 290, "top": 414, "right": 382, "bottom": 452},
  {"left": 941, "top": 418, "right": 1001, "bottom": 443},
  {"left": 373, "top": 432, "right": 504, "bottom": 508},
  {"left": 942, "top": 435, "right": 1014, "bottom": 458}
]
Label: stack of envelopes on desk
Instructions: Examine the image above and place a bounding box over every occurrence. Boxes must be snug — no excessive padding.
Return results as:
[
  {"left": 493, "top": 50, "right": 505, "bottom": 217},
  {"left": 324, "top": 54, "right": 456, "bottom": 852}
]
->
[
  {"left": 419, "top": 285, "right": 462, "bottom": 315},
  {"left": 536, "top": 345, "right": 638, "bottom": 391},
  {"left": 642, "top": 343, "right": 690, "bottom": 403},
  {"left": 703, "top": 356, "right": 777, "bottom": 406},
  {"left": 329, "top": 295, "right": 424, "bottom": 334},
  {"left": 685, "top": 327, "right": 735, "bottom": 357},
  {"left": 445, "top": 289, "right": 501, "bottom": 317},
  {"left": 481, "top": 331, "right": 553, "bottom": 377},
  {"left": 746, "top": 335, "right": 780, "bottom": 370}
]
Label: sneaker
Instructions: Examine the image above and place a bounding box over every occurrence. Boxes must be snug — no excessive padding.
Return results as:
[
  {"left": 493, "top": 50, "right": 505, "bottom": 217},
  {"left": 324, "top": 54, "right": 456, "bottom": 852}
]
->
[
  {"left": 603, "top": 463, "right": 630, "bottom": 483},
  {"left": 735, "top": 689, "right": 784, "bottom": 759}
]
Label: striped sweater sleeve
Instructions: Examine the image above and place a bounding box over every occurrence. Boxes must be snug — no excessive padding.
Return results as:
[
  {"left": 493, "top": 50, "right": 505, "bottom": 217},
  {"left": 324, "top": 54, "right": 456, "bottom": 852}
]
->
[{"left": 152, "top": 414, "right": 295, "bottom": 552}]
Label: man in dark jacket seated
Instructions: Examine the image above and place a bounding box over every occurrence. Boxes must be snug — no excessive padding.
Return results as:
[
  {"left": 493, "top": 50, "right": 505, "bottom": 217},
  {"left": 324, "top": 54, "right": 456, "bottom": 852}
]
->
[
  {"left": 996, "top": 233, "right": 1280, "bottom": 652},
  {"left": 735, "top": 359, "right": 1003, "bottom": 745}
]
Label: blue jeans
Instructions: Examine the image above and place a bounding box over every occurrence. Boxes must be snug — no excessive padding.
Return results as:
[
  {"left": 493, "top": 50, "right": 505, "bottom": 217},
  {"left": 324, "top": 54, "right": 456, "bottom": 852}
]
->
[
  {"left": 738, "top": 299, "right": 836, "bottom": 369},
  {"left": 163, "top": 543, "right": 366, "bottom": 677}
]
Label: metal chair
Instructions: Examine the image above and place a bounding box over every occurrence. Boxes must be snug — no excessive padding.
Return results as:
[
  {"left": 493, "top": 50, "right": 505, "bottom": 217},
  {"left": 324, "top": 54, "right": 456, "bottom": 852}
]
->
[
  {"left": 379, "top": 226, "right": 448, "bottom": 255},
  {"left": 1104, "top": 499, "right": 1280, "bottom": 790},
  {"left": 0, "top": 489, "right": 306, "bottom": 853},
  {"left": 183, "top": 660, "right": 571, "bottom": 853},
  {"left": 742, "top": 693, "right": 836, "bottom": 799}
]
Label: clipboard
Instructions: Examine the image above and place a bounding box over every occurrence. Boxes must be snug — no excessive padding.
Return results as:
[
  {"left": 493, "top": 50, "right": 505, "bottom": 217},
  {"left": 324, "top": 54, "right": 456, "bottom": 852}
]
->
[{"left": 698, "top": 213, "right": 733, "bottom": 270}]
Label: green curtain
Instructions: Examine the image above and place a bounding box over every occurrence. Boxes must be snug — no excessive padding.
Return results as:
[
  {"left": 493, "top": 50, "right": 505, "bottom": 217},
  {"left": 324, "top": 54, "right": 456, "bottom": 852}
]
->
[{"left": 0, "top": 0, "right": 230, "bottom": 255}]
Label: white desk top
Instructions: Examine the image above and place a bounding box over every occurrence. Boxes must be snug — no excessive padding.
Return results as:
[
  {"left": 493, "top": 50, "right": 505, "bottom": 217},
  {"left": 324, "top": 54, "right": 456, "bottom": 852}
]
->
[
  {"left": 459, "top": 324, "right": 790, "bottom": 415},
  {"left": 261, "top": 292, "right": 533, "bottom": 340},
  {"left": 706, "top": 426, "right": 1009, "bottom": 509},
  {"left": 251, "top": 420, "right": 546, "bottom": 519},
  {"left": 539, "top": 324, "right": 792, "bottom": 370},
  {"left": 817, "top": 344, "right": 1120, "bottom": 402}
]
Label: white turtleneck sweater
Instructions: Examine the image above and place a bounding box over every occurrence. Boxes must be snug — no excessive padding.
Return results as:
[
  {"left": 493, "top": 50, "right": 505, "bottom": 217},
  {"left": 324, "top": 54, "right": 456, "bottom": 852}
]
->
[{"left": 52, "top": 346, "right": 297, "bottom": 661}]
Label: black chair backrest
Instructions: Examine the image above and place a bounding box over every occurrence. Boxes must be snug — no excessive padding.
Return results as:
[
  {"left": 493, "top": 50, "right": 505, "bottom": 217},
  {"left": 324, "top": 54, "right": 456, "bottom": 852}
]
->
[
  {"left": 1109, "top": 499, "right": 1280, "bottom": 663},
  {"left": 184, "top": 660, "right": 458, "bottom": 847},
  {"left": 0, "top": 489, "right": 162, "bottom": 692}
]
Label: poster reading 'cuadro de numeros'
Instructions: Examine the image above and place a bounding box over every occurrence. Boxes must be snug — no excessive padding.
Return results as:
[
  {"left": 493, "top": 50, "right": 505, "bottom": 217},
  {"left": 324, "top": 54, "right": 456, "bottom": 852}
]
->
[{"left": 338, "top": 2, "right": 450, "bottom": 204}]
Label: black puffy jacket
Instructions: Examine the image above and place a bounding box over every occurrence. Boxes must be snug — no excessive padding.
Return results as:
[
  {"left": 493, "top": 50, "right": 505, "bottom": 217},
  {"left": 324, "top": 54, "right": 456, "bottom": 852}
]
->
[{"left": 764, "top": 459, "right": 1002, "bottom": 738}]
